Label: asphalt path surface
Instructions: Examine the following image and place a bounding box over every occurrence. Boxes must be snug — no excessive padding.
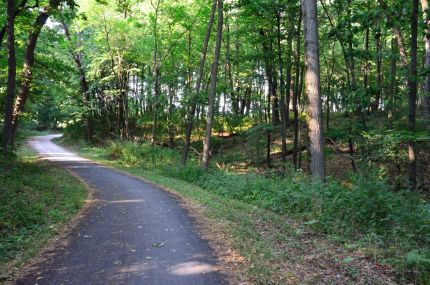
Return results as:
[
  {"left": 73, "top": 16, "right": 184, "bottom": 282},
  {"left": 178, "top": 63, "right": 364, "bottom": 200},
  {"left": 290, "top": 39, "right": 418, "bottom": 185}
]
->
[{"left": 16, "top": 134, "right": 226, "bottom": 285}]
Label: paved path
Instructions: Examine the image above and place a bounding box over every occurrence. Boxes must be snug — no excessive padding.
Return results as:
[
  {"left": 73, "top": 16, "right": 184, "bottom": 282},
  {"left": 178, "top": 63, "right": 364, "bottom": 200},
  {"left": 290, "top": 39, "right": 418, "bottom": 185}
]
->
[{"left": 17, "top": 134, "right": 226, "bottom": 285}]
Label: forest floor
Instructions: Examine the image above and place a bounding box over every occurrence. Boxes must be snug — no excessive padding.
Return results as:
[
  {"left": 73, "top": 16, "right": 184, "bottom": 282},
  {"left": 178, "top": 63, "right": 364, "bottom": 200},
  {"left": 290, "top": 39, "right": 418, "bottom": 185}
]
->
[{"left": 59, "top": 136, "right": 402, "bottom": 284}]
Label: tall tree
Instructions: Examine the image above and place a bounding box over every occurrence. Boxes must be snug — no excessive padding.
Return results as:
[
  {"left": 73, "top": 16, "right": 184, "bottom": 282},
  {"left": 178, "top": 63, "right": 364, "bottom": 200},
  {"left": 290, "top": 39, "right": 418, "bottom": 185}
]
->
[
  {"left": 301, "top": 0, "right": 325, "bottom": 180},
  {"left": 407, "top": 0, "right": 419, "bottom": 189},
  {"left": 61, "top": 20, "right": 95, "bottom": 142},
  {"left": 0, "top": 0, "right": 40, "bottom": 46},
  {"left": 276, "top": 10, "right": 288, "bottom": 164},
  {"left": 201, "top": 0, "right": 224, "bottom": 170},
  {"left": 293, "top": 9, "right": 302, "bottom": 169},
  {"left": 421, "top": 0, "right": 430, "bottom": 131},
  {"left": 2, "top": 0, "right": 17, "bottom": 154},
  {"left": 151, "top": 0, "right": 161, "bottom": 145},
  {"left": 11, "top": 0, "right": 65, "bottom": 142},
  {"left": 182, "top": 0, "right": 217, "bottom": 165}
]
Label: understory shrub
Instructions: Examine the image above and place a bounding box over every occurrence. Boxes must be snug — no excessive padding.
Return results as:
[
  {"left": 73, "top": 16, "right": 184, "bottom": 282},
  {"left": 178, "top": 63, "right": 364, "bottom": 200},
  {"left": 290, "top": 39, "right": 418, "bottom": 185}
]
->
[{"left": 107, "top": 141, "right": 180, "bottom": 168}]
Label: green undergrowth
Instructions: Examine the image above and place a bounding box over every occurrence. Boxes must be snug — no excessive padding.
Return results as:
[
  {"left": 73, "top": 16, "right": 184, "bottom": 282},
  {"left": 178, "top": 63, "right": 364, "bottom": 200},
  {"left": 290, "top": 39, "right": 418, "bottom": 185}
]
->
[
  {"left": 0, "top": 146, "right": 87, "bottom": 281},
  {"left": 64, "top": 139, "right": 430, "bottom": 284}
]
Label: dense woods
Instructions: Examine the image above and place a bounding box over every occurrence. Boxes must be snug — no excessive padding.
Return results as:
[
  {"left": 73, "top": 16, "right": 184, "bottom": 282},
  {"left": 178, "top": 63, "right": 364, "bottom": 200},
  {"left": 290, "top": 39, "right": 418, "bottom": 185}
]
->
[{"left": 1, "top": 0, "right": 430, "bottom": 283}]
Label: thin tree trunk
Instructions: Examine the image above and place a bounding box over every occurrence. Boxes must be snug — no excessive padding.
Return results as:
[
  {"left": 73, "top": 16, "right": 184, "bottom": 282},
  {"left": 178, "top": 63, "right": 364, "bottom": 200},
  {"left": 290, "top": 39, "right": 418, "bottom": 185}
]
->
[
  {"left": 320, "top": 0, "right": 365, "bottom": 128},
  {"left": 201, "top": 0, "right": 223, "bottom": 170},
  {"left": 122, "top": 69, "right": 130, "bottom": 140},
  {"left": 271, "top": 38, "right": 280, "bottom": 125},
  {"left": 151, "top": 0, "right": 161, "bottom": 146},
  {"left": 260, "top": 29, "right": 280, "bottom": 125},
  {"left": 168, "top": 85, "right": 175, "bottom": 148},
  {"left": 363, "top": 27, "right": 370, "bottom": 112},
  {"left": 293, "top": 11, "right": 302, "bottom": 169},
  {"left": 378, "top": 0, "right": 409, "bottom": 66},
  {"left": 320, "top": 0, "right": 352, "bottom": 81},
  {"left": 2, "top": 0, "right": 17, "bottom": 154},
  {"left": 387, "top": 39, "right": 397, "bottom": 126},
  {"left": 182, "top": 0, "right": 217, "bottom": 165},
  {"left": 363, "top": 28, "right": 369, "bottom": 99},
  {"left": 301, "top": 0, "right": 326, "bottom": 180},
  {"left": 325, "top": 43, "right": 335, "bottom": 133},
  {"left": 285, "top": 23, "right": 293, "bottom": 130},
  {"left": 373, "top": 30, "right": 382, "bottom": 112},
  {"left": 408, "top": 0, "right": 419, "bottom": 189},
  {"left": 226, "top": 12, "right": 238, "bottom": 115},
  {"left": 298, "top": 63, "right": 305, "bottom": 170},
  {"left": 151, "top": 65, "right": 160, "bottom": 145},
  {"left": 347, "top": 113, "right": 357, "bottom": 172},
  {"left": 276, "top": 12, "right": 287, "bottom": 164},
  {"left": 421, "top": 0, "right": 430, "bottom": 131},
  {"left": 61, "top": 21, "right": 95, "bottom": 141},
  {"left": 187, "top": 31, "right": 192, "bottom": 92}
]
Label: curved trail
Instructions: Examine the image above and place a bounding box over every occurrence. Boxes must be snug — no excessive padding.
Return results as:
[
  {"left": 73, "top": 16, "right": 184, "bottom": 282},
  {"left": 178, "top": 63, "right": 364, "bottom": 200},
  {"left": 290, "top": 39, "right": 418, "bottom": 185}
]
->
[{"left": 17, "top": 134, "right": 226, "bottom": 285}]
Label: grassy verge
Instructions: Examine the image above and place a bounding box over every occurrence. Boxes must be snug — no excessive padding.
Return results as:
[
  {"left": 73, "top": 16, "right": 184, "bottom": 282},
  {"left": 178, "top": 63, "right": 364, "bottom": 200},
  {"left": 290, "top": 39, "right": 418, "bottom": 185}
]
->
[
  {"left": 0, "top": 144, "right": 87, "bottom": 281},
  {"left": 58, "top": 138, "right": 421, "bottom": 284}
]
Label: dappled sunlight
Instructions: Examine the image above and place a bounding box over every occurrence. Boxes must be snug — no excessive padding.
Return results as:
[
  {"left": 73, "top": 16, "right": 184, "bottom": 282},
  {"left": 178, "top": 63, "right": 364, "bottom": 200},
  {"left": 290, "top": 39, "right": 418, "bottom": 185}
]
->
[
  {"left": 83, "top": 199, "right": 145, "bottom": 204},
  {"left": 28, "top": 134, "right": 90, "bottom": 163},
  {"left": 119, "top": 262, "right": 151, "bottom": 273},
  {"left": 39, "top": 155, "right": 90, "bottom": 162},
  {"left": 66, "top": 164, "right": 97, "bottom": 169},
  {"left": 108, "top": 199, "right": 145, "bottom": 204},
  {"left": 169, "top": 261, "right": 216, "bottom": 276}
]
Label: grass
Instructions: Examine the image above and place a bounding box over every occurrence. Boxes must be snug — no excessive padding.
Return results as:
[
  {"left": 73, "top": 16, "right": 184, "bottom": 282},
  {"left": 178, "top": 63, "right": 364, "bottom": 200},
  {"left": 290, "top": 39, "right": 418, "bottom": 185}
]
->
[
  {"left": 0, "top": 144, "right": 87, "bottom": 281},
  {"left": 57, "top": 137, "right": 429, "bottom": 284}
]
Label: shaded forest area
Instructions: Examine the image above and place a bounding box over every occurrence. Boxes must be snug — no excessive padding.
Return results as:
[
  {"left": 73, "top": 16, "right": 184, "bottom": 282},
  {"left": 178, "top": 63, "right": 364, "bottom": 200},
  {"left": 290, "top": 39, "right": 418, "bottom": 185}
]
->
[{"left": 1, "top": 0, "right": 430, "bottom": 284}]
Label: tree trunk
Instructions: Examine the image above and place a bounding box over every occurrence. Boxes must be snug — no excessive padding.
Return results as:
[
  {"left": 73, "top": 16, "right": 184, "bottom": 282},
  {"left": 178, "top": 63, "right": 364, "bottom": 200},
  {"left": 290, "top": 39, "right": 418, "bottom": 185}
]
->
[
  {"left": 276, "top": 12, "right": 287, "bottom": 164},
  {"left": 168, "top": 85, "right": 175, "bottom": 148},
  {"left": 421, "top": 0, "right": 430, "bottom": 131},
  {"left": 285, "top": 24, "right": 293, "bottom": 130},
  {"left": 151, "top": 0, "right": 161, "bottom": 146},
  {"left": 226, "top": 12, "right": 238, "bottom": 115},
  {"left": 11, "top": 2, "right": 61, "bottom": 141},
  {"left": 378, "top": 0, "right": 409, "bottom": 66},
  {"left": 271, "top": 39, "right": 280, "bottom": 125},
  {"left": 245, "top": 87, "right": 251, "bottom": 115},
  {"left": 293, "top": 10, "right": 302, "bottom": 169},
  {"left": 182, "top": 0, "right": 217, "bottom": 165},
  {"left": 61, "top": 22, "right": 95, "bottom": 142},
  {"left": 301, "top": 0, "right": 326, "bottom": 180},
  {"left": 0, "top": 0, "right": 35, "bottom": 46},
  {"left": 363, "top": 28, "right": 369, "bottom": 100},
  {"left": 347, "top": 114, "right": 357, "bottom": 172},
  {"left": 201, "top": 0, "right": 223, "bottom": 170},
  {"left": 363, "top": 27, "right": 371, "bottom": 113},
  {"left": 2, "top": 0, "right": 17, "bottom": 154},
  {"left": 373, "top": 30, "right": 382, "bottom": 112},
  {"left": 325, "top": 43, "right": 335, "bottom": 133},
  {"left": 260, "top": 29, "right": 280, "bottom": 125},
  {"left": 151, "top": 65, "right": 160, "bottom": 145},
  {"left": 320, "top": 0, "right": 365, "bottom": 128},
  {"left": 388, "top": 39, "right": 397, "bottom": 126},
  {"left": 408, "top": 0, "right": 419, "bottom": 189}
]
